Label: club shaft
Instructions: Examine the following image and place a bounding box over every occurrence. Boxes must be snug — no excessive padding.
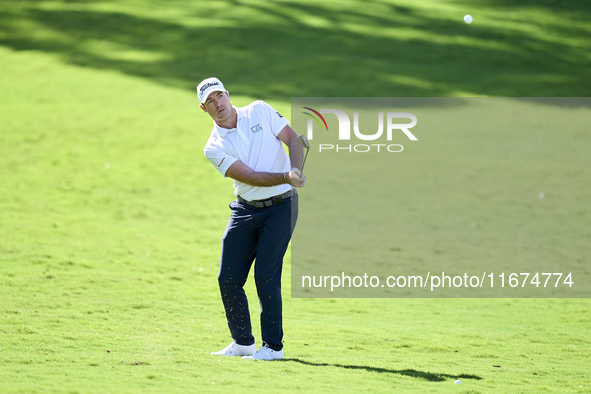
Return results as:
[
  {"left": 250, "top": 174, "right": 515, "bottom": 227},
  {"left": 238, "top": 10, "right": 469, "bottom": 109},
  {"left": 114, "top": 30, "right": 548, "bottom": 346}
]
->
[{"left": 301, "top": 149, "right": 309, "bottom": 173}]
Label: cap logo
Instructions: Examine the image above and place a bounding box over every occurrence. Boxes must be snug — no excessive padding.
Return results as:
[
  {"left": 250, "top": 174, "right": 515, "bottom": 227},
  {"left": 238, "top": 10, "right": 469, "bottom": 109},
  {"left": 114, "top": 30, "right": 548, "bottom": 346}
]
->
[{"left": 200, "top": 81, "right": 220, "bottom": 94}]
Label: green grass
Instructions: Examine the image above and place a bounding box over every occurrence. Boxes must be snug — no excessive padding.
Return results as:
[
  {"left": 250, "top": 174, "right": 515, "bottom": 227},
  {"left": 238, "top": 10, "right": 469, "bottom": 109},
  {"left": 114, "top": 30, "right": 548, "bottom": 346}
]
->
[
  {"left": 290, "top": 98, "right": 591, "bottom": 298},
  {"left": 0, "top": 0, "right": 590, "bottom": 98},
  {"left": 0, "top": 0, "right": 590, "bottom": 392}
]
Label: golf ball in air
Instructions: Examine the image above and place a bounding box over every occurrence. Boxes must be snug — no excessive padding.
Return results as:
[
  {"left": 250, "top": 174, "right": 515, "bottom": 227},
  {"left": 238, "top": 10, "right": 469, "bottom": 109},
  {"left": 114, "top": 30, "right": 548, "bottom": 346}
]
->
[{"left": 464, "top": 15, "right": 473, "bottom": 24}]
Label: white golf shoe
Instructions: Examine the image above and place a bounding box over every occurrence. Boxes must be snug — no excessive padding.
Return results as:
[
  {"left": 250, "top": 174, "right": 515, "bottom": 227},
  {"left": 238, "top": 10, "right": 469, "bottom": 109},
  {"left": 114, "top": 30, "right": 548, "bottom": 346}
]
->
[
  {"left": 242, "top": 344, "right": 284, "bottom": 360},
  {"left": 210, "top": 340, "right": 256, "bottom": 357}
]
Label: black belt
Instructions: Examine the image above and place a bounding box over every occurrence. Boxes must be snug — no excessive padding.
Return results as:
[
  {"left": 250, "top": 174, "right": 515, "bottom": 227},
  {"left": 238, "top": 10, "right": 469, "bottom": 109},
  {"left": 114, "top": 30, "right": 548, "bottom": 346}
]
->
[{"left": 237, "top": 189, "right": 295, "bottom": 208}]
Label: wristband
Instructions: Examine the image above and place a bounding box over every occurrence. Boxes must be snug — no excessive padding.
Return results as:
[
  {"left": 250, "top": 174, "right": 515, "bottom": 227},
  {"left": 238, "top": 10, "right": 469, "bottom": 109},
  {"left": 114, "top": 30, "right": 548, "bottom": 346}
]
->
[{"left": 283, "top": 172, "right": 288, "bottom": 184}]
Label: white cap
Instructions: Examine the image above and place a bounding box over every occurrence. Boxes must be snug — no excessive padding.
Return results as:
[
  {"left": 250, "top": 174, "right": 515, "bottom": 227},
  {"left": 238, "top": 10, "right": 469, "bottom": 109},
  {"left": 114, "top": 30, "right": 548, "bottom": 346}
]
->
[{"left": 197, "top": 77, "right": 226, "bottom": 103}]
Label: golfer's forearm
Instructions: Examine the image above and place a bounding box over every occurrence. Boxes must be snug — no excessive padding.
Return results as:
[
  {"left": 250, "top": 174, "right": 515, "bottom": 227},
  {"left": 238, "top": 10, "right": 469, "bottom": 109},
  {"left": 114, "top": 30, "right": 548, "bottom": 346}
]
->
[
  {"left": 288, "top": 139, "right": 304, "bottom": 171},
  {"left": 235, "top": 171, "right": 288, "bottom": 187},
  {"left": 277, "top": 125, "right": 304, "bottom": 171},
  {"left": 225, "top": 161, "right": 288, "bottom": 187}
]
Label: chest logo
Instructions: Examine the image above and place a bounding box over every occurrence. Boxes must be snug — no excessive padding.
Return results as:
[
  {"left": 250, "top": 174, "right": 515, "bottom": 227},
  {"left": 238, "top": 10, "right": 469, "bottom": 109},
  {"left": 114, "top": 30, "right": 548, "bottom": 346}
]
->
[{"left": 251, "top": 123, "right": 263, "bottom": 134}]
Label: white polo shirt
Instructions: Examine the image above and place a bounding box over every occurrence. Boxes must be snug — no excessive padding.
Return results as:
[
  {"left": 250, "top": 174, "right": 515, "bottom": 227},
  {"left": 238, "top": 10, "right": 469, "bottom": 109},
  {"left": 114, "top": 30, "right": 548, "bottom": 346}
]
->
[{"left": 204, "top": 100, "right": 291, "bottom": 201}]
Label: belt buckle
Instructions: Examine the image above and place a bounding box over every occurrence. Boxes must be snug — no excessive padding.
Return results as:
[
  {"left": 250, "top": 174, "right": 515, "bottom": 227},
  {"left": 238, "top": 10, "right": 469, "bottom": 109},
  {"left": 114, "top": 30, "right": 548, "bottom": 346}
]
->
[{"left": 273, "top": 198, "right": 283, "bottom": 205}]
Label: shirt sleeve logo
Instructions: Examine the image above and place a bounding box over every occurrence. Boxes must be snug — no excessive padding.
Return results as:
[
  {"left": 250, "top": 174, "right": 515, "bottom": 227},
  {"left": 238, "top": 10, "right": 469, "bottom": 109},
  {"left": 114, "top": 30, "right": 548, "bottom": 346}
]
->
[
  {"left": 276, "top": 111, "right": 284, "bottom": 118},
  {"left": 251, "top": 123, "right": 263, "bottom": 134}
]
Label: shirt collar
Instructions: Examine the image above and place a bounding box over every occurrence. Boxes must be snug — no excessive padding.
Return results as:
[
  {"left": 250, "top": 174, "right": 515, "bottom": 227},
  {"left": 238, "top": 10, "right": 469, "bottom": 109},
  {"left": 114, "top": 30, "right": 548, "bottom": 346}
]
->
[{"left": 213, "top": 106, "right": 246, "bottom": 138}]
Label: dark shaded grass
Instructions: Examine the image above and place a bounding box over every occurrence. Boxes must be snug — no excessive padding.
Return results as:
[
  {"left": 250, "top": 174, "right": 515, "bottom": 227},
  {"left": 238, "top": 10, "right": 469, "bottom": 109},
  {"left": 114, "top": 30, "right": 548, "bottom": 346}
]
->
[{"left": 0, "top": 0, "right": 589, "bottom": 100}]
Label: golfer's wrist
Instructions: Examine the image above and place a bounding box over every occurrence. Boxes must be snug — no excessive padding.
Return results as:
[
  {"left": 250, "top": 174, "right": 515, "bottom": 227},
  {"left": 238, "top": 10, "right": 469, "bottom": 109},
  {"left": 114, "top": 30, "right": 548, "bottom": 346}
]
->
[{"left": 283, "top": 172, "right": 290, "bottom": 185}]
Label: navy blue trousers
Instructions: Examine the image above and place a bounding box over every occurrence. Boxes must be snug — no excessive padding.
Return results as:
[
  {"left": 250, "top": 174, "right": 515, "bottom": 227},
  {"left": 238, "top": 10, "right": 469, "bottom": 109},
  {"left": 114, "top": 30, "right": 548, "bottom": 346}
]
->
[{"left": 218, "top": 192, "right": 298, "bottom": 351}]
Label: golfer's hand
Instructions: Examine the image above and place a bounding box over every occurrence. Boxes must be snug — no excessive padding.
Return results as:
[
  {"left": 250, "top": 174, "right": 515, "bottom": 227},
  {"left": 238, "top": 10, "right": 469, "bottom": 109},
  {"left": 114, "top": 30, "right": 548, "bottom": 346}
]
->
[{"left": 288, "top": 168, "right": 307, "bottom": 188}]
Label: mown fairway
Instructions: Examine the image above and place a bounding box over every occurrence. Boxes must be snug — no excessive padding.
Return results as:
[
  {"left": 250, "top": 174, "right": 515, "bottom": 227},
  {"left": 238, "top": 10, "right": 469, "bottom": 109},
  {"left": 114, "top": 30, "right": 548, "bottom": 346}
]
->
[{"left": 1, "top": 0, "right": 590, "bottom": 392}]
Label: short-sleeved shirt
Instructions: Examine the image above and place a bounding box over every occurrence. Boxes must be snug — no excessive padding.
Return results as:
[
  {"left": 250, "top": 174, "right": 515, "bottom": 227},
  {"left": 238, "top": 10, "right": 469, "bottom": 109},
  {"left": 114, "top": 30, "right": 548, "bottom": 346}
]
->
[{"left": 204, "top": 100, "right": 291, "bottom": 201}]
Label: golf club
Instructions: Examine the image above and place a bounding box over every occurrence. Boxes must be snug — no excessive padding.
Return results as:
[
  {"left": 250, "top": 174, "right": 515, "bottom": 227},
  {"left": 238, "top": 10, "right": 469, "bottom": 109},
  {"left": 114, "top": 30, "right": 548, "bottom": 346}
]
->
[{"left": 296, "top": 134, "right": 310, "bottom": 174}]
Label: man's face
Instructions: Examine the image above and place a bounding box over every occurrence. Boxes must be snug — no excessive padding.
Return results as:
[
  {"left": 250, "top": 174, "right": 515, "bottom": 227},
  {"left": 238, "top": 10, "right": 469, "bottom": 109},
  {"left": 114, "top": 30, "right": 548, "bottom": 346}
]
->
[{"left": 201, "top": 90, "right": 232, "bottom": 124}]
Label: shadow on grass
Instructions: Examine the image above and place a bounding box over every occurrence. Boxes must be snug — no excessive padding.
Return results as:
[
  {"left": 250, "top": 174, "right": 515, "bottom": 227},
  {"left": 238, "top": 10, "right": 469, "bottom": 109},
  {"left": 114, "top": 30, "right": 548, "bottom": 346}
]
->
[
  {"left": 0, "top": 0, "right": 589, "bottom": 100},
  {"left": 284, "top": 358, "right": 483, "bottom": 382}
]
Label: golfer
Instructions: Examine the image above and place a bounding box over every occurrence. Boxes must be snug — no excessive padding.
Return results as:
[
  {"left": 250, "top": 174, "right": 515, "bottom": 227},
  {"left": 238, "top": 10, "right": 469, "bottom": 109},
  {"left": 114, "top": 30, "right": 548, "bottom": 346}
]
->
[{"left": 199, "top": 77, "right": 306, "bottom": 360}]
